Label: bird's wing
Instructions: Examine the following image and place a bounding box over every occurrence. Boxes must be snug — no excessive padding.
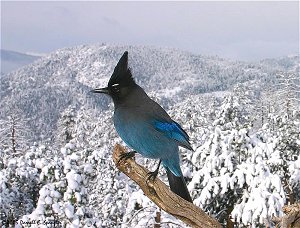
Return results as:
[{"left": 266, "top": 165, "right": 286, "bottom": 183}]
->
[{"left": 153, "top": 120, "right": 194, "bottom": 151}]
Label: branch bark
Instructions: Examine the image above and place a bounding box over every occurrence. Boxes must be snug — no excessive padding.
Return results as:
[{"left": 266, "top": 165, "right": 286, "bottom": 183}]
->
[
  {"left": 112, "top": 144, "right": 222, "bottom": 228},
  {"left": 274, "top": 202, "right": 300, "bottom": 228}
]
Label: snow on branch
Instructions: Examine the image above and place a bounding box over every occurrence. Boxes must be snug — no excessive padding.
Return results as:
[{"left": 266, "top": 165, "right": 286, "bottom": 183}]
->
[{"left": 112, "top": 144, "right": 222, "bottom": 228}]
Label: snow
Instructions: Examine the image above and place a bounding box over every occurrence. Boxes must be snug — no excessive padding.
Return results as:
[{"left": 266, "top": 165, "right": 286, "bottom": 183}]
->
[
  {"left": 83, "top": 164, "right": 93, "bottom": 174},
  {"left": 1, "top": 45, "right": 299, "bottom": 228},
  {"left": 44, "top": 196, "right": 52, "bottom": 204},
  {"left": 52, "top": 203, "right": 61, "bottom": 213},
  {"left": 66, "top": 170, "right": 81, "bottom": 190},
  {"left": 65, "top": 203, "right": 75, "bottom": 219}
]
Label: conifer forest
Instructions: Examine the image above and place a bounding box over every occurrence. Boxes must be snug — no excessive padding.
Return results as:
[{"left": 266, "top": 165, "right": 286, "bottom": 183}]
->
[{"left": 1, "top": 45, "right": 299, "bottom": 227}]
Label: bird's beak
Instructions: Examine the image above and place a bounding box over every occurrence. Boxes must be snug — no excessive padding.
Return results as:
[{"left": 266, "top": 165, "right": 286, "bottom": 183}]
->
[{"left": 90, "top": 87, "right": 109, "bottom": 94}]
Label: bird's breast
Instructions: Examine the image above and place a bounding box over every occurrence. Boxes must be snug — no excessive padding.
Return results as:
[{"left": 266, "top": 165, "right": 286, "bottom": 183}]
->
[{"left": 113, "top": 108, "right": 178, "bottom": 159}]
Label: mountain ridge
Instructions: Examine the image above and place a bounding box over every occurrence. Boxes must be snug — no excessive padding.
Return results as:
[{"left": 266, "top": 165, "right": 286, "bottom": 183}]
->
[
  {"left": 0, "top": 44, "right": 297, "bottom": 140},
  {"left": 1, "top": 49, "right": 41, "bottom": 74}
]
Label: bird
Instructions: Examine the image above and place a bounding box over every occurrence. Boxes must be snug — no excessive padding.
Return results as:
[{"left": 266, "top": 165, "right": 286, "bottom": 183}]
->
[{"left": 92, "top": 51, "right": 193, "bottom": 202}]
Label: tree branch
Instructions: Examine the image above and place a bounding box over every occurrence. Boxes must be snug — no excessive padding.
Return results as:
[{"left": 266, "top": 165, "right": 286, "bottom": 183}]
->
[
  {"left": 112, "top": 144, "right": 222, "bottom": 228},
  {"left": 274, "top": 202, "right": 300, "bottom": 228}
]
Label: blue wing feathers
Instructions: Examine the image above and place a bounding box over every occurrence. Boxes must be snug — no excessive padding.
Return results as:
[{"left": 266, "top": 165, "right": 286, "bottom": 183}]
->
[
  {"left": 153, "top": 120, "right": 193, "bottom": 151},
  {"left": 173, "top": 122, "right": 190, "bottom": 141}
]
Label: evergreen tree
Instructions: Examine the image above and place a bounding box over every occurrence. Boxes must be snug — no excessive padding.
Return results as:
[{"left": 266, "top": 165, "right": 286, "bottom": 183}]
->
[
  {"left": 0, "top": 108, "right": 31, "bottom": 158},
  {"left": 55, "top": 106, "right": 76, "bottom": 146},
  {"left": 190, "top": 87, "right": 254, "bottom": 225}
]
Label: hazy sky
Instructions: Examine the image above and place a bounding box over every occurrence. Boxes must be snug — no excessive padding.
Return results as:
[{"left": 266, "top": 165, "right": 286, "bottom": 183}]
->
[{"left": 1, "top": 1, "right": 299, "bottom": 61}]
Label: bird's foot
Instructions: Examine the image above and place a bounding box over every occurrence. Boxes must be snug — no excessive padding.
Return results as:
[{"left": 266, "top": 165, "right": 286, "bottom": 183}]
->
[
  {"left": 146, "top": 169, "right": 159, "bottom": 183},
  {"left": 146, "top": 159, "right": 161, "bottom": 184},
  {"left": 117, "top": 151, "right": 136, "bottom": 165}
]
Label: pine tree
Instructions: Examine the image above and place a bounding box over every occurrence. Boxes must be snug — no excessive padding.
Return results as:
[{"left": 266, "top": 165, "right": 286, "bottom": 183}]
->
[
  {"left": 55, "top": 105, "right": 76, "bottom": 146},
  {"left": 275, "top": 71, "right": 300, "bottom": 117},
  {"left": 0, "top": 143, "right": 44, "bottom": 223},
  {"left": 0, "top": 109, "right": 31, "bottom": 158},
  {"left": 190, "top": 86, "right": 254, "bottom": 225},
  {"left": 267, "top": 71, "right": 300, "bottom": 204}
]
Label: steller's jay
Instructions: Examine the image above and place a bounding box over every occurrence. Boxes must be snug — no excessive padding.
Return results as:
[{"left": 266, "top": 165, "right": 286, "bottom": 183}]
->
[{"left": 92, "top": 51, "right": 193, "bottom": 202}]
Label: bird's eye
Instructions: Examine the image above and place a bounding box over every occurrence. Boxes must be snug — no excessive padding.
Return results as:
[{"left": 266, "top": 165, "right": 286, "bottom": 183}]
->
[{"left": 111, "top": 84, "right": 120, "bottom": 92}]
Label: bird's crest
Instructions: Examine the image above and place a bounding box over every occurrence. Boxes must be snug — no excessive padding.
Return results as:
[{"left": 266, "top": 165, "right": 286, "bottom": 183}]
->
[{"left": 108, "top": 51, "right": 135, "bottom": 87}]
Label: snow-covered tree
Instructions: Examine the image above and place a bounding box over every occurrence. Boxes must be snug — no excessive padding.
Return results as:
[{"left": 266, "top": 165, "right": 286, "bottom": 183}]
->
[
  {"left": 55, "top": 106, "right": 77, "bottom": 146},
  {"left": 0, "top": 45, "right": 299, "bottom": 227},
  {"left": 0, "top": 143, "right": 44, "bottom": 224},
  {"left": 190, "top": 88, "right": 254, "bottom": 225},
  {"left": 267, "top": 110, "right": 300, "bottom": 204},
  {"left": 189, "top": 85, "right": 295, "bottom": 227},
  {"left": 0, "top": 108, "right": 31, "bottom": 158},
  {"left": 274, "top": 71, "right": 300, "bottom": 118}
]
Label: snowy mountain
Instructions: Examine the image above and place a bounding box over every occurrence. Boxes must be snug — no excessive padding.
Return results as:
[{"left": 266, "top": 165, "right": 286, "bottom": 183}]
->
[
  {"left": 0, "top": 44, "right": 296, "bottom": 141},
  {"left": 260, "top": 54, "right": 300, "bottom": 72},
  {"left": 1, "top": 49, "right": 41, "bottom": 74},
  {"left": 0, "top": 44, "right": 299, "bottom": 228}
]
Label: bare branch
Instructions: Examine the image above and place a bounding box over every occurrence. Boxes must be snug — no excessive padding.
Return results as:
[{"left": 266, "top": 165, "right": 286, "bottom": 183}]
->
[
  {"left": 274, "top": 203, "right": 300, "bottom": 228},
  {"left": 112, "top": 144, "right": 222, "bottom": 228}
]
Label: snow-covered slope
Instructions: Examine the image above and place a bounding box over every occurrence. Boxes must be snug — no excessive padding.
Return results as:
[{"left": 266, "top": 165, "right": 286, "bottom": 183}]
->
[
  {"left": 0, "top": 44, "right": 296, "bottom": 140},
  {"left": 0, "top": 44, "right": 299, "bottom": 227},
  {"left": 1, "top": 49, "right": 41, "bottom": 74},
  {"left": 260, "top": 54, "right": 300, "bottom": 72}
]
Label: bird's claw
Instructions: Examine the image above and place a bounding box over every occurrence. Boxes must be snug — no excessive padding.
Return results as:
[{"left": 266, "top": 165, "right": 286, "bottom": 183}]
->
[
  {"left": 117, "top": 151, "right": 136, "bottom": 165},
  {"left": 146, "top": 170, "right": 159, "bottom": 184},
  {"left": 146, "top": 159, "right": 161, "bottom": 185}
]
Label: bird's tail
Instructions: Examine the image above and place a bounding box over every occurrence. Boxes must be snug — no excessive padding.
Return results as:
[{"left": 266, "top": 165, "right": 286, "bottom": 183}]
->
[{"left": 166, "top": 168, "right": 193, "bottom": 203}]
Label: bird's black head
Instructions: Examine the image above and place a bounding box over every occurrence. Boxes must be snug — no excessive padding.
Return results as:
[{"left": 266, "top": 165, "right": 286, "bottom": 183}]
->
[{"left": 91, "top": 51, "right": 137, "bottom": 102}]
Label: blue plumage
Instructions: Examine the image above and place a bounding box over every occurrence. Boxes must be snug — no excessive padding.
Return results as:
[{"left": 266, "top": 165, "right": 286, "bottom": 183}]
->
[
  {"left": 92, "top": 51, "right": 193, "bottom": 202},
  {"left": 114, "top": 107, "right": 182, "bottom": 176},
  {"left": 153, "top": 120, "right": 193, "bottom": 151}
]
